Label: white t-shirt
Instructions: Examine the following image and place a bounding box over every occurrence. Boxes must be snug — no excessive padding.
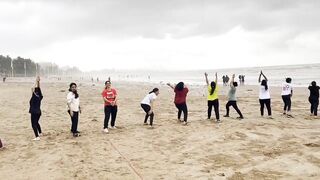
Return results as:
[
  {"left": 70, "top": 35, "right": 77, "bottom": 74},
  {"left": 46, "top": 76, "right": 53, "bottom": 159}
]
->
[
  {"left": 259, "top": 85, "right": 271, "bottom": 99},
  {"left": 281, "top": 83, "right": 293, "bottom": 96},
  {"left": 141, "top": 92, "right": 157, "bottom": 105},
  {"left": 67, "top": 92, "right": 80, "bottom": 112}
]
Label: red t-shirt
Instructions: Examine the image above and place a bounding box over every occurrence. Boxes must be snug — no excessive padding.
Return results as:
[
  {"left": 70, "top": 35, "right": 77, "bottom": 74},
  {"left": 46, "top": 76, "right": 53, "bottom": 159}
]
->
[
  {"left": 102, "top": 88, "right": 117, "bottom": 106},
  {"left": 174, "top": 87, "right": 188, "bottom": 104}
]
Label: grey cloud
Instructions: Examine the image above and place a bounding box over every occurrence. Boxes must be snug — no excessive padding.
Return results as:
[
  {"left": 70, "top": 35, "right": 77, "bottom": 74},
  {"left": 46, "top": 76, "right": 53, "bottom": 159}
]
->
[{"left": 1, "top": 0, "right": 320, "bottom": 51}]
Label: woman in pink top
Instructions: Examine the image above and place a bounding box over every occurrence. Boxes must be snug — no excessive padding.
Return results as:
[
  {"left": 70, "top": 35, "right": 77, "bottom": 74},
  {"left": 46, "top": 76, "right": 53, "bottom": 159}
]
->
[{"left": 167, "top": 82, "right": 189, "bottom": 125}]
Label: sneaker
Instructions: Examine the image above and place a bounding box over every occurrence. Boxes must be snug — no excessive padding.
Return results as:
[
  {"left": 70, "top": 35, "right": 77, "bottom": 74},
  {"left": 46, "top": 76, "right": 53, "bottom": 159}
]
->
[
  {"left": 39, "top": 133, "right": 43, "bottom": 137},
  {"left": 110, "top": 126, "right": 117, "bottom": 129},
  {"left": 103, "top": 128, "right": 109, "bottom": 133},
  {"left": 216, "top": 119, "right": 221, "bottom": 123},
  {"left": 183, "top": 121, "right": 188, "bottom": 125},
  {"left": 223, "top": 115, "right": 229, "bottom": 117},
  {"left": 237, "top": 116, "right": 244, "bottom": 119},
  {"left": 73, "top": 133, "right": 81, "bottom": 137},
  {"left": 149, "top": 125, "right": 154, "bottom": 129},
  {"left": 32, "top": 137, "right": 40, "bottom": 141}
]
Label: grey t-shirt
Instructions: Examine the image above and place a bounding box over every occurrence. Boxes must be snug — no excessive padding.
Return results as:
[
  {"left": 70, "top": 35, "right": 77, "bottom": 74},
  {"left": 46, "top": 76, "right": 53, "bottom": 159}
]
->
[{"left": 228, "top": 86, "right": 237, "bottom": 101}]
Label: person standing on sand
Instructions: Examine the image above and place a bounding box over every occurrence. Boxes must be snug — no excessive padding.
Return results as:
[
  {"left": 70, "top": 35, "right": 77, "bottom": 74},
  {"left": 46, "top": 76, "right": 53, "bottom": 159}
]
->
[
  {"left": 29, "top": 76, "right": 43, "bottom": 141},
  {"left": 204, "top": 72, "right": 220, "bottom": 122},
  {"left": 141, "top": 88, "right": 159, "bottom": 128},
  {"left": 224, "top": 74, "right": 244, "bottom": 119},
  {"left": 308, "top": 81, "right": 319, "bottom": 116},
  {"left": 0, "top": 138, "right": 3, "bottom": 149},
  {"left": 67, "top": 83, "right": 81, "bottom": 137},
  {"left": 281, "top": 78, "right": 293, "bottom": 117},
  {"left": 258, "top": 71, "right": 273, "bottom": 119},
  {"left": 167, "top": 82, "right": 189, "bottom": 125},
  {"left": 102, "top": 80, "right": 118, "bottom": 133}
]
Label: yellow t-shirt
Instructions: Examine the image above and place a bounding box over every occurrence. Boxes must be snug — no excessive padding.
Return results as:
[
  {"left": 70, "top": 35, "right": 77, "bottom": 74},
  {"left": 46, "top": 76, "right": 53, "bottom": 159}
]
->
[{"left": 207, "top": 84, "right": 219, "bottom": 101}]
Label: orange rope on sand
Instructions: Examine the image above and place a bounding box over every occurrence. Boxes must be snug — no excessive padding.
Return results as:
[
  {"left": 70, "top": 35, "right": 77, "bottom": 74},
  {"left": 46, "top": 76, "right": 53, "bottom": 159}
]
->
[{"left": 109, "top": 141, "right": 144, "bottom": 180}]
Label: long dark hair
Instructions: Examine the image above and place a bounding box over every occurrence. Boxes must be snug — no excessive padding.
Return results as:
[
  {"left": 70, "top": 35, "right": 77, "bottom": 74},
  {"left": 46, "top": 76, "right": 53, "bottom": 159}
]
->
[
  {"left": 261, "top": 80, "right": 268, "bottom": 90},
  {"left": 210, "top": 81, "right": 216, "bottom": 95},
  {"left": 149, "top": 88, "right": 159, "bottom": 94},
  {"left": 175, "top": 82, "right": 184, "bottom": 91},
  {"left": 69, "top": 82, "right": 79, "bottom": 98}
]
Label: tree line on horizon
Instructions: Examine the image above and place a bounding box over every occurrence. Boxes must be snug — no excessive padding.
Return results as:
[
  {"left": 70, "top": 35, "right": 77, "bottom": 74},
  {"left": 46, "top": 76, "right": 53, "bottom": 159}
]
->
[{"left": 0, "top": 54, "right": 81, "bottom": 77}]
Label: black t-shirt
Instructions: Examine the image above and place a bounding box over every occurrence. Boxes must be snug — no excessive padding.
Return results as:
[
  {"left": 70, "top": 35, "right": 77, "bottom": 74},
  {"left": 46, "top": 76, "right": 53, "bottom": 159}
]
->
[
  {"left": 308, "top": 85, "right": 320, "bottom": 99},
  {"left": 29, "top": 89, "right": 43, "bottom": 114}
]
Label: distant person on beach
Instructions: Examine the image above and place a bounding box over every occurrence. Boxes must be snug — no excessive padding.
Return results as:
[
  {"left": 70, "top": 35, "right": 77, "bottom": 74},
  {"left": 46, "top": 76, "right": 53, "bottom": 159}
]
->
[
  {"left": 241, "top": 75, "right": 245, "bottom": 85},
  {"left": 102, "top": 80, "right": 118, "bottom": 133},
  {"left": 204, "top": 72, "right": 220, "bottom": 122},
  {"left": 29, "top": 76, "right": 43, "bottom": 141},
  {"left": 281, "top": 78, "right": 293, "bottom": 117},
  {"left": 2, "top": 76, "right": 6, "bottom": 83},
  {"left": 141, "top": 88, "right": 159, "bottom": 128},
  {"left": 0, "top": 138, "right": 3, "bottom": 149},
  {"left": 258, "top": 71, "right": 272, "bottom": 119},
  {"left": 167, "top": 82, "right": 189, "bottom": 125},
  {"left": 222, "top": 75, "right": 226, "bottom": 86},
  {"left": 224, "top": 74, "right": 244, "bottom": 119},
  {"left": 308, "top": 81, "right": 319, "bottom": 116},
  {"left": 67, "top": 83, "right": 81, "bottom": 137},
  {"left": 225, "top": 75, "right": 230, "bottom": 85}
]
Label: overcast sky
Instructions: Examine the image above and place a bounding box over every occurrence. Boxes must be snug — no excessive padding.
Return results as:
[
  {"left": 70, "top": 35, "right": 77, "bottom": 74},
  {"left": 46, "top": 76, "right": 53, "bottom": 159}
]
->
[{"left": 1, "top": 0, "right": 320, "bottom": 71}]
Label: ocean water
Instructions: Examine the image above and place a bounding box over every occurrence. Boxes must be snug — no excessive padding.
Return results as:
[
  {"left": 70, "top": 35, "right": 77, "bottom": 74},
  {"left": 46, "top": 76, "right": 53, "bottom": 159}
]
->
[{"left": 99, "top": 63, "right": 320, "bottom": 87}]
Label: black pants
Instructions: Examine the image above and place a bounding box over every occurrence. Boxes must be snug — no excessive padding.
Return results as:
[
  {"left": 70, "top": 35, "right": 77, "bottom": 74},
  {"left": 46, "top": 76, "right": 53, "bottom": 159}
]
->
[
  {"left": 259, "top": 99, "right": 272, "bottom": 116},
  {"left": 104, "top": 106, "right": 118, "bottom": 128},
  {"left": 208, "top": 99, "right": 219, "bottom": 120},
  {"left": 141, "top": 104, "right": 154, "bottom": 126},
  {"left": 31, "top": 113, "right": 42, "bottom": 137},
  {"left": 309, "top": 97, "right": 319, "bottom": 116},
  {"left": 226, "top": 101, "right": 243, "bottom": 117},
  {"left": 175, "top": 103, "right": 188, "bottom": 122},
  {"left": 68, "top": 111, "right": 79, "bottom": 133},
  {"left": 282, "top": 95, "right": 291, "bottom": 111}
]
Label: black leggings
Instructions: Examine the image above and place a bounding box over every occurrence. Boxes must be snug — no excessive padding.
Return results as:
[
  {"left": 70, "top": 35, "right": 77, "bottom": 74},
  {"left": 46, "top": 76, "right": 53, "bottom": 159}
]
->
[
  {"left": 309, "top": 97, "right": 319, "bottom": 116},
  {"left": 68, "top": 111, "right": 79, "bottom": 133},
  {"left": 208, "top": 99, "right": 220, "bottom": 120},
  {"left": 141, "top": 104, "right": 154, "bottom": 126},
  {"left": 282, "top": 95, "right": 291, "bottom": 111},
  {"left": 226, "top": 101, "right": 243, "bottom": 117},
  {"left": 175, "top": 103, "right": 188, "bottom": 122},
  {"left": 104, "top": 106, "right": 118, "bottom": 128},
  {"left": 31, "top": 113, "right": 42, "bottom": 137},
  {"left": 259, "top": 99, "right": 272, "bottom": 116}
]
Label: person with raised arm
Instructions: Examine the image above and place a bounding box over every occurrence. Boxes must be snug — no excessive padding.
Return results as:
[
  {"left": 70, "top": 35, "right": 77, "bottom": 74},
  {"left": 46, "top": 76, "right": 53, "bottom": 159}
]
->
[
  {"left": 167, "top": 82, "right": 189, "bottom": 125},
  {"left": 29, "top": 76, "right": 43, "bottom": 141},
  {"left": 258, "top": 71, "right": 272, "bottom": 119},
  {"left": 205, "top": 72, "right": 220, "bottom": 122},
  {"left": 224, "top": 74, "right": 244, "bottom": 119}
]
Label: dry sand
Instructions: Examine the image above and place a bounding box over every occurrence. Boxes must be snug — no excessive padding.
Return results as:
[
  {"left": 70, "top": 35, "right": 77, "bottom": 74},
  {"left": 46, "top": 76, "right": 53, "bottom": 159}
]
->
[{"left": 0, "top": 79, "right": 320, "bottom": 179}]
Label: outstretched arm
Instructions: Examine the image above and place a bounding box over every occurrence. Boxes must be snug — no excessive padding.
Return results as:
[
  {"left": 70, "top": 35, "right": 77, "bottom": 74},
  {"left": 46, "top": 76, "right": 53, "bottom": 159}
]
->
[
  {"left": 230, "top": 74, "right": 235, "bottom": 87},
  {"left": 215, "top": 72, "right": 218, "bottom": 83},
  {"left": 258, "top": 70, "right": 268, "bottom": 82},
  {"left": 204, "top": 72, "right": 209, "bottom": 86},
  {"left": 166, "top": 83, "right": 175, "bottom": 89}
]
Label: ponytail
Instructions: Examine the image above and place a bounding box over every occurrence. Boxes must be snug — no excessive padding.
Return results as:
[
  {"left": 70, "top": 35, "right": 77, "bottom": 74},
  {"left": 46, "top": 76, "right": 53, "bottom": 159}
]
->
[{"left": 149, "top": 88, "right": 159, "bottom": 94}]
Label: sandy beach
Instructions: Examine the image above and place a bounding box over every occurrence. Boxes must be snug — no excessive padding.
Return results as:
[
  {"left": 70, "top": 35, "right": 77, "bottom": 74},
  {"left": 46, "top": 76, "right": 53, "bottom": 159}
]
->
[{"left": 0, "top": 79, "right": 319, "bottom": 179}]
